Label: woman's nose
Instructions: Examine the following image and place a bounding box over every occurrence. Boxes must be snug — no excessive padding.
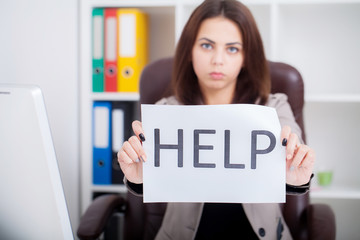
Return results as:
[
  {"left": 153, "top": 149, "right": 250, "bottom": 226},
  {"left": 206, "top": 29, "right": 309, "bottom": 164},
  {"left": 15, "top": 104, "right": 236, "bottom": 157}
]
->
[{"left": 211, "top": 49, "right": 224, "bottom": 66}]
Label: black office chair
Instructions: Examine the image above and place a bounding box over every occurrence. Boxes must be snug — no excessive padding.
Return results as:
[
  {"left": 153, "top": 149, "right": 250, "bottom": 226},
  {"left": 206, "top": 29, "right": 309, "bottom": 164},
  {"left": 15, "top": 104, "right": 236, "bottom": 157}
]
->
[{"left": 77, "top": 57, "right": 335, "bottom": 240}]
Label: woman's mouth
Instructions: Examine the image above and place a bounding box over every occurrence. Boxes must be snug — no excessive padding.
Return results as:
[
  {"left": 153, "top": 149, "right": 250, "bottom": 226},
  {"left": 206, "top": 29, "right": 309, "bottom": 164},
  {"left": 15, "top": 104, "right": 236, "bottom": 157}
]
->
[{"left": 209, "top": 72, "right": 224, "bottom": 80}]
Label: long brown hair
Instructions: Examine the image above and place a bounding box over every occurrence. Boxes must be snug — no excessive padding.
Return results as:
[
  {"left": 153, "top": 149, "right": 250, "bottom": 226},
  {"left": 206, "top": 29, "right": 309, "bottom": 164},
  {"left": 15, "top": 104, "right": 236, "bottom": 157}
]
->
[{"left": 172, "top": 0, "right": 270, "bottom": 105}]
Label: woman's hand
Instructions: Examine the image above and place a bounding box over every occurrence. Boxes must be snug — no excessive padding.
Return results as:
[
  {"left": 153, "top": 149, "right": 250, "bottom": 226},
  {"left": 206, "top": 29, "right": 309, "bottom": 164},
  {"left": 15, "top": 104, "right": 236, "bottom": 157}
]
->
[
  {"left": 281, "top": 126, "right": 315, "bottom": 186},
  {"left": 117, "top": 120, "right": 147, "bottom": 184}
]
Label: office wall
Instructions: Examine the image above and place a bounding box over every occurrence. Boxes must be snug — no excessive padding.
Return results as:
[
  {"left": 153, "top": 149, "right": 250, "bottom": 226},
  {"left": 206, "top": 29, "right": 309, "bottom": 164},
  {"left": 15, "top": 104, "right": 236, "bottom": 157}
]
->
[{"left": 0, "top": 0, "right": 79, "bottom": 234}]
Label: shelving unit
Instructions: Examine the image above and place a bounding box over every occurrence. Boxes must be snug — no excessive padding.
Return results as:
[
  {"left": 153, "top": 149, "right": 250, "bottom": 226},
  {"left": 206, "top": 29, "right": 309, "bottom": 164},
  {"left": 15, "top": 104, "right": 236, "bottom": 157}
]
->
[
  {"left": 271, "top": 2, "right": 360, "bottom": 238},
  {"left": 79, "top": 0, "right": 179, "bottom": 213},
  {"left": 273, "top": 1, "right": 360, "bottom": 200},
  {"left": 80, "top": 0, "right": 360, "bottom": 238}
]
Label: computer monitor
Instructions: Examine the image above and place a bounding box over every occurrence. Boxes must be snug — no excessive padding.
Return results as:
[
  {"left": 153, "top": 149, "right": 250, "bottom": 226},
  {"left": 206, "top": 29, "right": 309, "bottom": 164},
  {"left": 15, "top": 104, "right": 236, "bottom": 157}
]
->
[{"left": 0, "top": 84, "right": 73, "bottom": 240}]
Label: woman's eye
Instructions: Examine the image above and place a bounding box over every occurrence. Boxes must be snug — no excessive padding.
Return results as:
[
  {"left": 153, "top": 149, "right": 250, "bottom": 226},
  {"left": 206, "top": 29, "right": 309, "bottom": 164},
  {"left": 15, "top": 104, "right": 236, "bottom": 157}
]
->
[
  {"left": 201, "top": 43, "right": 212, "bottom": 50},
  {"left": 228, "top": 47, "right": 239, "bottom": 53}
]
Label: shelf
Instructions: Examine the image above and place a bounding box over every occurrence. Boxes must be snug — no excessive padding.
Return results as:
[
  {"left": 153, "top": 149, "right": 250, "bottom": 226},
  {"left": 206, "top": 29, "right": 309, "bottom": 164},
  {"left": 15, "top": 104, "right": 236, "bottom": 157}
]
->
[
  {"left": 92, "top": 92, "right": 140, "bottom": 101},
  {"left": 181, "top": 0, "right": 360, "bottom": 5},
  {"left": 89, "top": 0, "right": 176, "bottom": 8},
  {"left": 305, "top": 94, "right": 360, "bottom": 103},
  {"left": 276, "top": 3, "right": 360, "bottom": 96},
  {"left": 273, "top": 0, "right": 360, "bottom": 4},
  {"left": 310, "top": 185, "right": 360, "bottom": 199}
]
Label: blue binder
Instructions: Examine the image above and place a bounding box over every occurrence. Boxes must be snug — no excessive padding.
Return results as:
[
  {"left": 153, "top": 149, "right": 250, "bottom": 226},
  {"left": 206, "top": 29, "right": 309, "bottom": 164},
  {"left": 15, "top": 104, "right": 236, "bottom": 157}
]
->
[{"left": 92, "top": 101, "right": 112, "bottom": 184}]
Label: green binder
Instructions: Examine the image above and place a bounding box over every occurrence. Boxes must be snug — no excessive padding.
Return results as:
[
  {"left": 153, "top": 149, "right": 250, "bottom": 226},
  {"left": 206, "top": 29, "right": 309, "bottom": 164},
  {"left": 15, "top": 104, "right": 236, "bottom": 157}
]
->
[{"left": 92, "top": 8, "right": 104, "bottom": 92}]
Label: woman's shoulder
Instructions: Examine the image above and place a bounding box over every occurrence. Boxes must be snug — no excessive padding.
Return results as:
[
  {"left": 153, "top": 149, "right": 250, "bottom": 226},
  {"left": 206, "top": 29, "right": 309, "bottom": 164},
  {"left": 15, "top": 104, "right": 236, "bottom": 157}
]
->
[
  {"left": 265, "top": 93, "right": 288, "bottom": 108},
  {"left": 155, "top": 95, "right": 181, "bottom": 105},
  {"left": 266, "top": 93, "right": 303, "bottom": 142}
]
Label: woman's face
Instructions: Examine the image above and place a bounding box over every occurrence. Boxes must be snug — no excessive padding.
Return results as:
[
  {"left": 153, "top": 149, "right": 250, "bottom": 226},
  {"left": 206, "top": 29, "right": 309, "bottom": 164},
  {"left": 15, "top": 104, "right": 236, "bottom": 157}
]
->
[{"left": 192, "top": 16, "right": 244, "bottom": 104}]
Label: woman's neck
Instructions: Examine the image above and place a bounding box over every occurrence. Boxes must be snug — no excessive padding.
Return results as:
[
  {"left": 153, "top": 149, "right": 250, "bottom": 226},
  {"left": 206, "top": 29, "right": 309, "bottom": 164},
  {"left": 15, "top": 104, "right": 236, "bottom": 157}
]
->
[{"left": 202, "top": 90, "right": 234, "bottom": 105}]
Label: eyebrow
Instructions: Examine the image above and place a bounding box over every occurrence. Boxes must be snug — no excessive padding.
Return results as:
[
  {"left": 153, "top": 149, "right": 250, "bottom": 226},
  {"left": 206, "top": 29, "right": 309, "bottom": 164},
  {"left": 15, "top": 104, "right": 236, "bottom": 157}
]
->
[{"left": 198, "top": 37, "right": 243, "bottom": 46}]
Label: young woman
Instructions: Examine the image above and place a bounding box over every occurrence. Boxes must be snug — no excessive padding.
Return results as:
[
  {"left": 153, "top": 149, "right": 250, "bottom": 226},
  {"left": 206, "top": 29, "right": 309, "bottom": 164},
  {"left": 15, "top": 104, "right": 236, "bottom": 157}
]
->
[{"left": 118, "top": 0, "right": 315, "bottom": 239}]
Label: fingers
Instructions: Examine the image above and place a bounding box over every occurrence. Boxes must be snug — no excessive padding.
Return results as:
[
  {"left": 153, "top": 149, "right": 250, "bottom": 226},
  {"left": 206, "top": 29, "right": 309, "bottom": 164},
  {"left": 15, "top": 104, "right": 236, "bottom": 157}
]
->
[
  {"left": 132, "top": 120, "right": 145, "bottom": 142},
  {"left": 118, "top": 136, "right": 147, "bottom": 164},
  {"left": 281, "top": 125, "right": 291, "bottom": 146},
  {"left": 282, "top": 126, "right": 314, "bottom": 170},
  {"left": 117, "top": 120, "right": 147, "bottom": 165},
  {"left": 116, "top": 120, "right": 146, "bottom": 184},
  {"left": 118, "top": 147, "right": 134, "bottom": 164},
  {"left": 286, "top": 133, "right": 300, "bottom": 161},
  {"left": 290, "top": 144, "right": 310, "bottom": 169},
  {"left": 281, "top": 126, "right": 300, "bottom": 161},
  {"left": 287, "top": 144, "right": 315, "bottom": 185},
  {"left": 282, "top": 126, "right": 315, "bottom": 185},
  {"left": 128, "top": 135, "right": 147, "bottom": 162},
  {"left": 302, "top": 148, "right": 316, "bottom": 169},
  {"left": 117, "top": 141, "right": 144, "bottom": 184}
]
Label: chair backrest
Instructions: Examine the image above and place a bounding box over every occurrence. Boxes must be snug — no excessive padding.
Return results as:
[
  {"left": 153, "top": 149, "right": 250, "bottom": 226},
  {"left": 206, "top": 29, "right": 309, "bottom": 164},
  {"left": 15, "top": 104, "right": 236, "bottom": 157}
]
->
[
  {"left": 124, "top": 57, "right": 309, "bottom": 240},
  {"left": 139, "top": 57, "right": 306, "bottom": 141}
]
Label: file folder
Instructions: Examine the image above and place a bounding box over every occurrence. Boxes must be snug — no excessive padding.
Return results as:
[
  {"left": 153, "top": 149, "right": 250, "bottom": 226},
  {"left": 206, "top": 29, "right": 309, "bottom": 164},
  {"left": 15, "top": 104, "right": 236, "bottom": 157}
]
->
[
  {"left": 104, "top": 8, "right": 118, "bottom": 92},
  {"left": 111, "top": 102, "right": 134, "bottom": 184},
  {"left": 93, "top": 101, "right": 112, "bottom": 184},
  {"left": 117, "top": 9, "right": 148, "bottom": 92},
  {"left": 92, "top": 8, "right": 105, "bottom": 92}
]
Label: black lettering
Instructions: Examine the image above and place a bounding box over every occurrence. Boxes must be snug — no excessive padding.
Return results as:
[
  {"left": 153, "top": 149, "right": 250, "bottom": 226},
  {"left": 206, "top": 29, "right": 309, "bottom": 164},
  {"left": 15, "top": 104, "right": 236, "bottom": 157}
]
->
[
  {"left": 224, "top": 130, "right": 245, "bottom": 169},
  {"left": 194, "top": 129, "right": 216, "bottom": 168},
  {"left": 154, "top": 128, "right": 183, "bottom": 167},
  {"left": 251, "top": 130, "right": 276, "bottom": 169}
]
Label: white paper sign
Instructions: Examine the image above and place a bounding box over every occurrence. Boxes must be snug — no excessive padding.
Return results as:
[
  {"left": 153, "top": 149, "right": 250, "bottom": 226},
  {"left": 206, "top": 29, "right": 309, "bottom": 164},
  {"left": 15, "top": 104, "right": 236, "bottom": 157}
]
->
[{"left": 141, "top": 104, "right": 285, "bottom": 203}]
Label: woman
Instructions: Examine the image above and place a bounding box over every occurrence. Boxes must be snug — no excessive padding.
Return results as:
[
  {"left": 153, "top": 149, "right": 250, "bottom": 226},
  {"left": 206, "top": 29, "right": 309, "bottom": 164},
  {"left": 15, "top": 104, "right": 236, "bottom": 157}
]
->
[{"left": 118, "top": 0, "right": 315, "bottom": 239}]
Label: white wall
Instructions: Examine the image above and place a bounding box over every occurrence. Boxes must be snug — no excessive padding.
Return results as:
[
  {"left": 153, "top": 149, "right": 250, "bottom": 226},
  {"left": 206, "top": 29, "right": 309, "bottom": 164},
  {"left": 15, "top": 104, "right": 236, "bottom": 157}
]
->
[{"left": 0, "top": 0, "right": 80, "bottom": 235}]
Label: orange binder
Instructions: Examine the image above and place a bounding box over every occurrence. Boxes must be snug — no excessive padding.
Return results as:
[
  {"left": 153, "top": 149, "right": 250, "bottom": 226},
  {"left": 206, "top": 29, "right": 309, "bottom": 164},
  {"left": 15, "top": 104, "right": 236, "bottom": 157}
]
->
[
  {"left": 116, "top": 9, "right": 148, "bottom": 93},
  {"left": 104, "top": 8, "right": 117, "bottom": 92}
]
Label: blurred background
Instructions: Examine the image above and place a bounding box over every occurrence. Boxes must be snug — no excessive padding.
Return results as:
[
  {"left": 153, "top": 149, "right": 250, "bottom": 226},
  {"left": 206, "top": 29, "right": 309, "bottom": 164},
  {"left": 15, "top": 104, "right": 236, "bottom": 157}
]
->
[{"left": 1, "top": 0, "right": 359, "bottom": 239}]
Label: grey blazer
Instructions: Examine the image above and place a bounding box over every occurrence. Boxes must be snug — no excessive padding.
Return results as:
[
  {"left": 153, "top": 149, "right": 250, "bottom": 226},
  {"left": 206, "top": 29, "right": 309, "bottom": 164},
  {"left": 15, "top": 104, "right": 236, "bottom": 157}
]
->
[{"left": 128, "top": 93, "right": 301, "bottom": 240}]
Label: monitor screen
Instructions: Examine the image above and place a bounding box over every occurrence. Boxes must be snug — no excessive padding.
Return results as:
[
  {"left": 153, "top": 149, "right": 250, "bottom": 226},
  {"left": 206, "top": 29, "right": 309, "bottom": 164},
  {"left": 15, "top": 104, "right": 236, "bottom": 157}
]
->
[{"left": 0, "top": 84, "right": 73, "bottom": 240}]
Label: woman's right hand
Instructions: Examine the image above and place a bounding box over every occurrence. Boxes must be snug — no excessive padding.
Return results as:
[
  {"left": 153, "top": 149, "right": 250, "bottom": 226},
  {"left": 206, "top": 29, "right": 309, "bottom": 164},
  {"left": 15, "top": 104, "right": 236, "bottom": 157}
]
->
[{"left": 117, "top": 120, "right": 147, "bottom": 184}]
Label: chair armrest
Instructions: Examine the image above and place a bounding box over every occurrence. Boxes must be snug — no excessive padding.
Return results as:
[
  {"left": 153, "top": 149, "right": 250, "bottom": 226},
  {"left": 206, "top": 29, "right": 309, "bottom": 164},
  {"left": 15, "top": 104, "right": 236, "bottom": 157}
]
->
[
  {"left": 77, "top": 194, "right": 126, "bottom": 240},
  {"left": 307, "top": 203, "right": 336, "bottom": 240}
]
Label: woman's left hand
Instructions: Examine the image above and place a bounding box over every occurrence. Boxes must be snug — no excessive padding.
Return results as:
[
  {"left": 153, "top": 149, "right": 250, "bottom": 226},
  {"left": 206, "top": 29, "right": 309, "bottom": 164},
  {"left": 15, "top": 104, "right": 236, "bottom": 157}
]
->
[{"left": 281, "top": 126, "right": 315, "bottom": 186}]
